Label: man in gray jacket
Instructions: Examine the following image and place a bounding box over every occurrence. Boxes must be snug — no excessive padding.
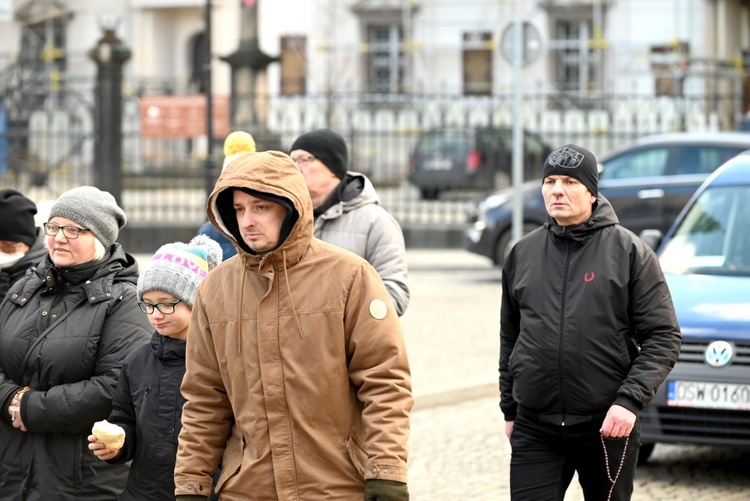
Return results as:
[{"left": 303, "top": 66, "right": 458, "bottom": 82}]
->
[{"left": 290, "top": 128, "right": 410, "bottom": 315}]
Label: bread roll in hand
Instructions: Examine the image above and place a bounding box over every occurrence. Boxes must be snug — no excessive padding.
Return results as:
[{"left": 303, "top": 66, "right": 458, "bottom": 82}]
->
[{"left": 92, "top": 420, "right": 125, "bottom": 451}]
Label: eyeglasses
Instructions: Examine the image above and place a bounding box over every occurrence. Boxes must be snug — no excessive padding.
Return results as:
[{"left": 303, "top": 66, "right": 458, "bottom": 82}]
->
[
  {"left": 291, "top": 155, "right": 316, "bottom": 167},
  {"left": 138, "top": 299, "right": 182, "bottom": 315},
  {"left": 0, "top": 241, "right": 24, "bottom": 253},
  {"left": 43, "top": 222, "right": 90, "bottom": 239}
]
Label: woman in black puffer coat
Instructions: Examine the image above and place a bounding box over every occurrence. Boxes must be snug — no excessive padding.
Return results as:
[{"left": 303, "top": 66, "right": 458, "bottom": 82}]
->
[{"left": 0, "top": 186, "right": 151, "bottom": 500}]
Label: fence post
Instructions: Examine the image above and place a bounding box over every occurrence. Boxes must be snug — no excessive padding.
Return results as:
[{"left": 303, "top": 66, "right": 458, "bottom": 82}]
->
[{"left": 88, "top": 28, "right": 131, "bottom": 203}]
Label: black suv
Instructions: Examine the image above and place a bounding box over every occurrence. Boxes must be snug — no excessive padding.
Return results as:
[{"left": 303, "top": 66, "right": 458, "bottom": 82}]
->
[
  {"left": 465, "top": 132, "right": 750, "bottom": 266},
  {"left": 407, "top": 126, "right": 552, "bottom": 200}
]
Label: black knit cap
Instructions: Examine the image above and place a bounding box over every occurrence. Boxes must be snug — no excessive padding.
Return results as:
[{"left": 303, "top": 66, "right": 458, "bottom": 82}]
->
[
  {"left": 542, "top": 144, "right": 599, "bottom": 196},
  {"left": 0, "top": 189, "right": 38, "bottom": 246},
  {"left": 289, "top": 128, "right": 348, "bottom": 180}
]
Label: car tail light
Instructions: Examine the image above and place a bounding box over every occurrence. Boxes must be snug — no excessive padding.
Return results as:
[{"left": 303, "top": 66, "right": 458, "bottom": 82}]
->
[{"left": 467, "top": 150, "right": 480, "bottom": 171}]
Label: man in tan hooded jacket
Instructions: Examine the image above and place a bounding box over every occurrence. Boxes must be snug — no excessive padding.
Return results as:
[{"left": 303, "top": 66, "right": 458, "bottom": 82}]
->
[{"left": 174, "top": 150, "right": 413, "bottom": 500}]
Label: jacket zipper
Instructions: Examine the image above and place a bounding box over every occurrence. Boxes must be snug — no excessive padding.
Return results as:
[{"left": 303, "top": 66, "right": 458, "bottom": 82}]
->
[
  {"left": 139, "top": 386, "right": 150, "bottom": 421},
  {"left": 558, "top": 240, "right": 572, "bottom": 426}
]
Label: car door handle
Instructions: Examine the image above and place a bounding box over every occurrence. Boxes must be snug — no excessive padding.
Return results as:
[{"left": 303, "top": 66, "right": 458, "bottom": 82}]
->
[{"left": 637, "top": 189, "right": 665, "bottom": 199}]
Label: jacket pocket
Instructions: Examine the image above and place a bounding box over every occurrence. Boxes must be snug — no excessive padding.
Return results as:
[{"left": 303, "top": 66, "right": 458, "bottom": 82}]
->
[
  {"left": 345, "top": 432, "right": 367, "bottom": 484},
  {"left": 215, "top": 429, "right": 244, "bottom": 493}
]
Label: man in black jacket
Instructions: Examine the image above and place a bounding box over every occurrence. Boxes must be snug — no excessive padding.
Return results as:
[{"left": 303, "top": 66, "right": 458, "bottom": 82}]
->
[{"left": 499, "top": 144, "right": 681, "bottom": 501}]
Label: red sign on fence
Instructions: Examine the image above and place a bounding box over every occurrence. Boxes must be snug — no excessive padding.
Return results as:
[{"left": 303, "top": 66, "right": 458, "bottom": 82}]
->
[{"left": 140, "top": 95, "right": 230, "bottom": 138}]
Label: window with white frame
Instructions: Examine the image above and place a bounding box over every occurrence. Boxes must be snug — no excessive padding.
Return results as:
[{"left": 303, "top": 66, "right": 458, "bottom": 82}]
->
[
  {"left": 367, "top": 24, "right": 405, "bottom": 93},
  {"left": 551, "top": 18, "right": 601, "bottom": 93}
]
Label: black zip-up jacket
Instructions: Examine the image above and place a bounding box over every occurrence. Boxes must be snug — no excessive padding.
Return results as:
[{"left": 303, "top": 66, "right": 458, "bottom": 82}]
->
[
  {"left": 107, "top": 332, "right": 188, "bottom": 500},
  {"left": 499, "top": 196, "right": 681, "bottom": 425},
  {"left": 0, "top": 244, "right": 152, "bottom": 500}
]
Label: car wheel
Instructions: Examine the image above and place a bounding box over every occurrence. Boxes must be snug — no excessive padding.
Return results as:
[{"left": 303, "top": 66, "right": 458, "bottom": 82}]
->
[
  {"left": 494, "top": 223, "right": 541, "bottom": 267},
  {"left": 420, "top": 187, "right": 440, "bottom": 200},
  {"left": 637, "top": 442, "right": 655, "bottom": 465}
]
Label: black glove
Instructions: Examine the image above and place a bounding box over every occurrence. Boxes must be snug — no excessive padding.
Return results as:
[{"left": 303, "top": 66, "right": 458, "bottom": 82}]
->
[{"left": 364, "top": 479, "right": 409, "bottom": 501}]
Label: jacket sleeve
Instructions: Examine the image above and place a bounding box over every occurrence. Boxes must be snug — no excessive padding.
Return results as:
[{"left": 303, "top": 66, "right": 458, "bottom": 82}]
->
[
  {"left": 614, "top": 242, "right": 682, "bottom": 413},
  {"left": 363, "top": 210, "right": 410, "bottom": 316},
  {"left": 105, "top": 351, "right": 139, "bottom": 464},
  {"left": 499, "top": 253, "right": 520, "bottom": 421},
  {"left": 346, "top": 262, "right": 413, "bottom": 484},
  {"left": 175, "top": 284, "right": 233, "bottom": 497},
  {"left": 23, "top": 286, "right": 152, "bottom": 434}
]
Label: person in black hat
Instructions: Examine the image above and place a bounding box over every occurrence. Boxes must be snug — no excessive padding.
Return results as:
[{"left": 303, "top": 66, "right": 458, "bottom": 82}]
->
[
  {"left": 0, "top": 189, "right": 47, "bottom": 298},
  {"left": 499, "top": 144, "right": 681, "bottom": 500},
  {"left": 289, "top": 128, "right": 410, "bottom": 316}
]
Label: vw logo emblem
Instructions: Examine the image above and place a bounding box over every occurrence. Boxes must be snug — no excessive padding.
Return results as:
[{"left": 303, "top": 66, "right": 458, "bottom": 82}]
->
[{"left": 705, "top": 340, "right": 733, "bottom": 367}]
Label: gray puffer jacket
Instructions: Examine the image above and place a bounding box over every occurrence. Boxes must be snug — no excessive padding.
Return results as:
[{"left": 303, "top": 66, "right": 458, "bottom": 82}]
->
[{"left": 315, "top": 171, "right": 410, "bottom": 316}]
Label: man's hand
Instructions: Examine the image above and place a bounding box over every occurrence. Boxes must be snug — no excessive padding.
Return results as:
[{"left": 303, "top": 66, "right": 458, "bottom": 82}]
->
[
  {"left": 505, "top": 420, "right": 514, "bottom": 440},
  {"left": 600, "top": 404, "right": 636, "bottom": 438}
]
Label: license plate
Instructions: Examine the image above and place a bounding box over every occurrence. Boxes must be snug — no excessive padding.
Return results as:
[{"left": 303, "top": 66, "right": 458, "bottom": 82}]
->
[
  {"left": 667, "top": 380, "right": 750, "bottom": 410},
  {"left": 423, "top": 157, "right": 454, "bottom": 170}
]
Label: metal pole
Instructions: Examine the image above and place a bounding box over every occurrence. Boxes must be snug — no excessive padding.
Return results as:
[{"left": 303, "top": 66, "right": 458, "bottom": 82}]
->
[
  {"left": 511, "top": 3, "right": 524, "bottom": 246},
  {"left": 89, "top": 29, "right": 131, "bottom": 204},
  {"left": 204, "top": 0, "right": 216, "bottom": 198}
]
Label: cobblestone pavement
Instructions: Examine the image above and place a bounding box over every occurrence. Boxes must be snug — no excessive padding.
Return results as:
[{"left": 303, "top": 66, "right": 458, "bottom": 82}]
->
[{"left": 408, "top": 395, "right": 750, "bottom": 500}]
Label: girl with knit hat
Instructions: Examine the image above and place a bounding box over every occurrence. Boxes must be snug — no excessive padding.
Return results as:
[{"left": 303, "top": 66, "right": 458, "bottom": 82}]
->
[{"left": 88, "top": 235, "right": 222, "bottom": 500}]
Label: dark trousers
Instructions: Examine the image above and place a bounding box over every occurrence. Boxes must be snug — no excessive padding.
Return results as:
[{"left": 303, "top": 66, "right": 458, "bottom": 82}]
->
[{"left": 509, "top": 411, "right": 641, "bottom": 501}]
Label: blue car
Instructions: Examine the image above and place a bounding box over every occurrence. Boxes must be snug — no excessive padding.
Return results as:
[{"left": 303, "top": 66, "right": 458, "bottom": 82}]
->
[{"left": 637, "top": 151, "right": 750, "bottom": 463}]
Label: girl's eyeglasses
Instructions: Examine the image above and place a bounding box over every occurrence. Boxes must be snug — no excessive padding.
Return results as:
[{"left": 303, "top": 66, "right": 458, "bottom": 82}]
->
[{"left": 138, "top": 299, "right": 182, "bottom": 315}]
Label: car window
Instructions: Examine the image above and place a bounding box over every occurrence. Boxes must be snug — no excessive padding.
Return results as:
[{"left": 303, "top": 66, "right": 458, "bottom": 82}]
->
[
  {"left": 477, "top": 129, "right": 500, "bottom": 153},
  {"left": 660, "top": 185, "right": 750, "bottom": 276},
  {"left": 524, "top": 134, "right": 546, "bottom": 156},
  {"left": 493, "top": 129, "right": 513, "bottom": 152},
  {"left": 415, "top": 131, "right": 468, "bottom": 157},
  {"left": 672, "top": 146, "right": 746, "bottom": 175},
  {"left": 599, "top": 147, "right": 669, "bottom": 180}
]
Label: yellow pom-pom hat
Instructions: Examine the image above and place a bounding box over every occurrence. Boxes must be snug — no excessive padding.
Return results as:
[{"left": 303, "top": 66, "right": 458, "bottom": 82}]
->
[{"left": 222, "top": 131, "right": 256, "bottom": 171}]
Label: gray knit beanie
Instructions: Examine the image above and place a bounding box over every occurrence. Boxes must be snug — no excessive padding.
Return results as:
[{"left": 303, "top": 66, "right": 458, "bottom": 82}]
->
[
  {"left": 137, "top": 234, "right": 222, "bottom": 308},
  {"left": 48, "top": 186, "right": 126, "bottom": 248}
]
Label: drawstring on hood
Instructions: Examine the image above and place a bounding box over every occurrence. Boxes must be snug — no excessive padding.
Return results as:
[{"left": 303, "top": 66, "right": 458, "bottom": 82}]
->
[{"left": 282, "top": 249, "right": 304, "bottom": 338}]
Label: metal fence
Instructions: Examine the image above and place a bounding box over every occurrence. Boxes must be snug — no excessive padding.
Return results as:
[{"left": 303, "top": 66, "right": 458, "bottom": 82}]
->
[{"left": 0, "top": 82, "right": 743, "bottom": 231}]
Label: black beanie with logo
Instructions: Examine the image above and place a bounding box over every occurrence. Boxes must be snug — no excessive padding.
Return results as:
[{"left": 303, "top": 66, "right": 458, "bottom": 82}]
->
[{"left": 542, "top": 144, "right": 599, "bottom": 196}]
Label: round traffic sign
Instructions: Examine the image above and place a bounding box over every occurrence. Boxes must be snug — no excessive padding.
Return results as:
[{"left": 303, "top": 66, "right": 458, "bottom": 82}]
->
[{"left": 500, "top": 21, "right": 542, "bottom": 66}]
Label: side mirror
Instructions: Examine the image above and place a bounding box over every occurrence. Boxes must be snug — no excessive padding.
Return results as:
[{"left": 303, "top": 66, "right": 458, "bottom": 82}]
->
[{"left": 639, "top": 229, "right": 663, "bottom": 252}]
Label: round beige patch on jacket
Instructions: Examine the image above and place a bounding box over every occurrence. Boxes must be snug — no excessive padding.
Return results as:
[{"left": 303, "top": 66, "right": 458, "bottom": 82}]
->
[{"left": 369, "top": 299, "right": 388, "bottom": 320}]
